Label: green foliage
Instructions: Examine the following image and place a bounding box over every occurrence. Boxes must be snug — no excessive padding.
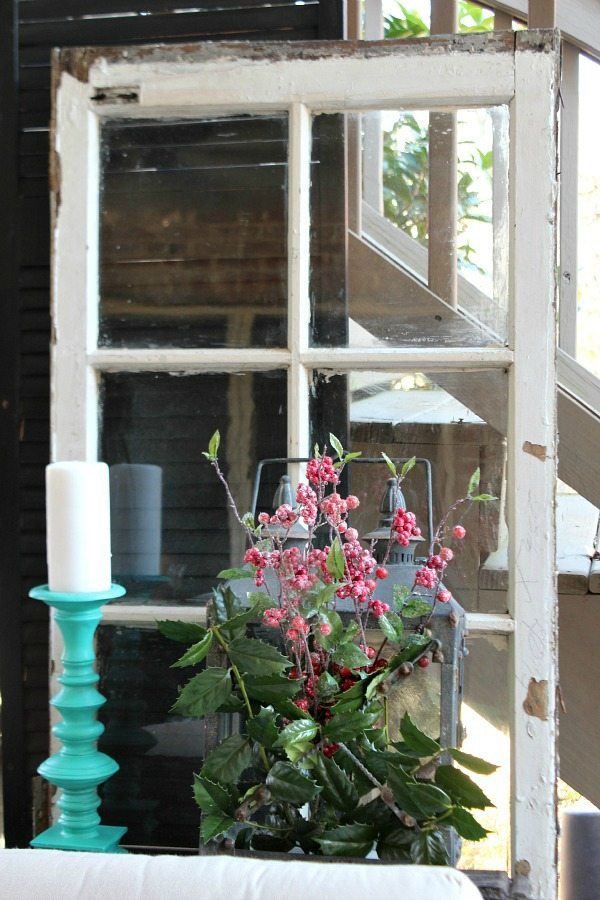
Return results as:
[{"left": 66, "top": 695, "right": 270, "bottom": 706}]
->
[{"left": 202, "top": 429, "right": 220, "bottom": 462}]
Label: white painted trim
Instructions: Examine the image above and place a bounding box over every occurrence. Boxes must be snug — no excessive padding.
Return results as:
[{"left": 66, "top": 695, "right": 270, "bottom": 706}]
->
[
  {"left": 88, "top": 348, "right": 292, "bottom": 373},
  {"left": 101, "top": 604, "right": 209, "bottom": 627},
  {"left": 558, "top": 42, "right": 579, "bottom": 357},
  {"left": 52, "top": 72, "right": 100, "bottom": 462},
  {"left": 508, "top": 41, "right": 559, "bottom": 899},
  {"left": 557, "top": 348, "right": 600, "bottom": 416},
  {"left": 465, "top": 612, "right": 516, "bottom": 633},
  {"left": 300, "top": 346, "right": 513, "bottom": 369}
]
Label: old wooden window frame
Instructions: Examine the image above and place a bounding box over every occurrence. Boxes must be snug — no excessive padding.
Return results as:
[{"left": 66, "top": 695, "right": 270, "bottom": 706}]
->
[{"left": 51, "top": 34, "right": 559, "bottom": 896}]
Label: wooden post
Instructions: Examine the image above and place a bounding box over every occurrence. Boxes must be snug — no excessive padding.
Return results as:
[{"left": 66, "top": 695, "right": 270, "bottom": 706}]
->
[
  {"left": 559, "top": 42, "right": 579, "bottom": 357},
  {"left": 494, "top": 10, "right": 514, "bottom": 30},
  {"left": 528, "top": 0, "right": 557, "bottom": 29},
  {"left": 429, "top": 0, "right": 458, "bottom": 307}
]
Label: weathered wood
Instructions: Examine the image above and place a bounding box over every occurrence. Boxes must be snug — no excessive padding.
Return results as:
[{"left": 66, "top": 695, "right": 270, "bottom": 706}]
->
[
  {"left": 557, "top": 389, "right": 600, "bottom": 509},
  {"left": 558, "top": 43, "right": 579, "bottom": 357},
  {"left": 528, "top": 0, "right": 557, "bottom": 29}
]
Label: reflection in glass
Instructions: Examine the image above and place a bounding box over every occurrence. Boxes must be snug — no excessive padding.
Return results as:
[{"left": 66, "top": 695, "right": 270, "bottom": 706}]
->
[
  {"left": 310, "top": 107, "right": 509, "bottom": 348},
  {"left": 99, "top": 116, "right": 288, "bottom": 349},
  {"left": 101, "top": 371, "right": 286, "bottom": 603},
  {"left": 460, "top": 633, "right": 510, "bottom": 871},
  {"left": 311, "top": 369, "right": 507, "bottom": 613}
]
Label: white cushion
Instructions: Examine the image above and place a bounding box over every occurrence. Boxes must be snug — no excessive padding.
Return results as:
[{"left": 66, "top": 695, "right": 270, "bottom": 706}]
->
[{"left": 0, "top": 849, "right": 482, "bottom": 900}]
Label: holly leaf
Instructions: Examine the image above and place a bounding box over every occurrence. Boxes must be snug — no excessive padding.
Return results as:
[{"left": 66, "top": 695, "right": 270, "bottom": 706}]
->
[
  {"left": 193, "top": 774, "right": 236, "bottom": 815},
  {"left": 331, "top": 679, "right": 366, "bottom": 715},
  {"left": 284, "top": 741, "right": 316, "bottom": 765},
  {"left": 387, "top": 769, "right": 451, "bottom": 819},
  {"left": 202, "top": 734, "right": 252, "bottom": 783},
  {"left": 316, "top": 671, "right": 339, "bottom": 698},
  {"left": 323, "top": 709, "right": 381, "bottom": 742},
  {"left": 467, "top": 467, "right": 481, "bottom": 497},
  {"left": 313, "top": 753, "right": 359, "bottom": 812},
  {"left": 216, "top": 566, "right": 254, "bottom": 581},
  {"left": 317, "top": 609, "right": 343, "bottom": 650},
  {"left": 246, "top": 705, "right": 279, "bottom": 749},
  {"left": 274, "top": 719, "right": 318, "bottom": 748},
  {"left": 401, "top": 597, "right": 432, "bottom": 619},
  {"left": 171, "top": 631, "right": 213, "bottom": 668},
  {"left": 401, "top": 456, "right": 417, "bottom": 478},
  {"left": 332, "top": 643, "right": 370, "bottom": 670},
  {"left": 376, "top": 827, "right": 415, "bottom": 861},
  {"left": 220, "top": 597, "right": 270, "bottom": 639},
  {"left": 172, "top": 667, "right": 232, "bottom": 717},
  {"left": 447, "top": 806, "right": 490, "bottom": 841},
  {"left": 448, "top": 748, "right": 499, "bottom": 775},
  {"left": 329, "top": 432, "right": 344, "bottom": 461},
  {"left": 393, "top": 584, "right": 411, "bottom": 607},
  {"left": 201, "top": 813, "right": 234, "bottom": 843},
  {"left": 378, "top": 611, "right": 405, "bottom": 643},
  {"left": 228, "top": 637, "right": 290, "bottom": 675},
  {"left": 381, "top": 452, "right": 397, "bottom": 477},
  {"left": 410, "top": 830, "right": 450, "bottom": 865},
  {"left": 266, "top": 762, "right": 320, "bottom": 804},
  {"left": 326, "top": 537, "right": 346, "bottom": 580},
  {"left": 400, "top": 713, "right": 441, "bottom": 757},
  {"left": 316, "top": 824, "right": 375, "bottom": 858},
  {"left": 244, "top": 674, "right": 301, "bottom": 704},
  {"left": 156, "top": 620, "right": 207, "bottom": 644},
  {"left": 435, "top": 765, "right": 494, "bottom": 809}
]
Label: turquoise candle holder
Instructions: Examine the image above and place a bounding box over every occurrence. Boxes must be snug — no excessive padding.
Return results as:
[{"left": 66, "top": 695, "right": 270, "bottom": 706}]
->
[{"left": 29, "top": 583, "right": 128, "bottom": 853}]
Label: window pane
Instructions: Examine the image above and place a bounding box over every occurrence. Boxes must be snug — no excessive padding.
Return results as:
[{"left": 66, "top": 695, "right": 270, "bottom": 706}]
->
[
  {"left": 101, "top": 371, "right": 286, "bottom": 603},
  {"left": 310, "top": 107, "right": 509, "bottom": 348},
  {"left": 97, "top": 624, "right": 205, "bottom": 850},
  {"left": 577, "top": 56, "right": 600, "bottom": 379},
  {"left": 99, "top": 116, "right": 288, "bottom": 349},
  {"left": 310, "top": 369, "right": 508, "bottom": 613}
]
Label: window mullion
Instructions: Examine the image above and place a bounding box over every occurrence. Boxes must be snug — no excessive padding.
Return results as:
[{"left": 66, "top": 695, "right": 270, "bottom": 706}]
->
[{"left": 287, "top": 102, "right": 312, "bottom": 467}]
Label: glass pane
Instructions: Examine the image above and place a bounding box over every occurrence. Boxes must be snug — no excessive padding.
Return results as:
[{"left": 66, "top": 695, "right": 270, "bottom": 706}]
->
[
  {"left": 310, "top": 369, "right": 508, "bottom": 613},
  {"left": 577, "top": 55, "right": 600, "bottom": 379},
  {"left": 101, "top": 371, "right": 286, "bottom": 603},
  {"left": 460, "top": 633, "right": 510, "bottom": 872},
  {"left": 310, "top": 107, "right": 509, "bottom": 348},
  {"left": 99, "top": 116, "right": 288, "bottom": 349},
  {"left": 97, "top": 624, "right": 205, "bottom": 850}
]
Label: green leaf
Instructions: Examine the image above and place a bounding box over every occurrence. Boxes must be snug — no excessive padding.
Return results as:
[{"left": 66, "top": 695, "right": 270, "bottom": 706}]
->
[
  {"left": 156, "top": 620, "right": 207, "bottom": 644},
  {"left": 378, "top": 611, "right": 405, "bottom": 643},
  {"left": 228, "top": 636, "right": 290, "bottom": 675},
  {"left": 376, "top": 827, "right": 416, "bottom": 861},
  {"left": 316, "top": 824, "right": 375, "bottom": 858},
  {"left": 246, "top": 705, "right": 280, "bottom": 749},
  {"left": 472, "top": 493, "right": 496, "bottom": 502},
  {"left": 241, "top": 512, "right": 255, "bottom": 530},
  {"left": 343, "top": 451, "right": 362, "bottom": 463},
  {"left": 172, "top": 667, "right": 232, "bottom": 718},
  {"left": 389, "top": 633, "right": 431, "bottom": 667},
  {"left": 401, "top": 597, "right": 432, "bottom": 619},
  {"left": 220, "top": 597, "right": 270, "bottom": 640},
  {"left": 381, "top": 452, "right": 397, "bottom": 477},
  {"left": 284, "top": 741, "right": 316, "bottom": 765},
  {"left": 313, "top": 753, "right": 359, "bottom": 812},
  {"left": 215, "top": 694, "right": 245, "bottom": 713},
  {"left": 324, "top": 709, "right": 381, "bottom": 742},
  {"left": 332, "top": 679, "right": 366, "bottom": 715},
  {"left": 448, "top": 806, "right": 490, "bottom": 841},
  {"left": 317, "top": 609, "right": 343, "bottom": 651},
  {"left": 329, "top": 432, "right": 344, "bottom": 461},
  {"left": 216, "top": 566, "right": 254, "bottom": 581},
  {"left": 274, "top": 719, "right": 318, "bottom": 748},
  {"left": 245, "top": 674, "right": 301, "bottom": 704},
  {"left": 467, "top": 467, "right": 481, "bottom": 497},
  {"left": 171, "top": 631, "right": 213, "bottom": 668},
  {"left": 206, "top": 429, "right": 220, "bottom": 461},
  {"left": 393, "top": 584, "right": 411, "bottom": 607},
  {"left": 193, "top": 775, "right": 236, "bottom": 815},
  {"left": 201, "top": 813, "right": 234, "bottom": 843},
  {"left": 435, "top": 765, "right": 494, "bottom": 810},
  {"left": 448, "top": 748, "right": 499, "bottom": 776},
  {"left": 203, "top": 734, "right": 252, "bottom": 783},
  {"left": 332, "top": 643, "right": 370, "bottom": 670},
  {"left": 410, "top": 830, "right": 450, "bottom": 866},
  {"left": 401, "top": 456, "right": 417, "bottom": 478},
  {"left": 400, "top": 713, "right": 441, "bottom": 757},
  {"left": 316, "top": 671, "right": 339, "bottom": 698},
  {"left": 387, "top": 769, "right": 451, "bottom": 819},
  {"left": 326, "top": 537, "right": 346, "bottom": 580},
  {"left": 266, "top": 761, "right": 320, "bottom": 804}
]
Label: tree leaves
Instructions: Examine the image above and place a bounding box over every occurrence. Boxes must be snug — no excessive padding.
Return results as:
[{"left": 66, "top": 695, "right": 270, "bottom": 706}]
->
[
  {"left": 435, "top": 765, "right": 494, "bottom": 810},
  {"left": 171, "top": 631, "right": 213, "bottom": 668},
  {"left": 313, "top": 753, "right": 359, "bottom": 812},
  {"left": 467, "top": 467, "right": 481, "bottom": 497},
  {"left": 401, "top": 456, "right": 417, "bottom": 478},
  {"left": 228, "top": 637, "right": 290, "bottom": 675},
  {"left": 329, "top": 433, "right": 344, "bottom": 461},
  {"left": 266, "top": 762, "right": 320, "bottom": 805},
  {"left": 192, "top": 774, "right": 236, "bottom": 816},
  {"left": 216, "top": 567, "right": 254, "bottom": 581},
  {"left": 401, "top": 597, "right": 432, "bottom": 619},
  {"left": 381, "top": 452, "right": 397, "bottom": 477},
  {"left": 399, "top": 713, "right": 441, "bottom": 757},
  {"left": 202, "top": 734, "right": 252, "bottom": 784},
  {"left": 172, "top": 667, "right": 232, "bottom": 717},
  {"left": 316, "top": 824, "right": 375, "bottom": 858},
  {"left": 377, "top": 827, "right": 415, "bottom": 861}
]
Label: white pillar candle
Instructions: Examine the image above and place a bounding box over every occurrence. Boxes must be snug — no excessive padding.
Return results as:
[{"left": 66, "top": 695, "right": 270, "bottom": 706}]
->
[{"left": 46, "top": 461, "right": 112, "bottom": 593}]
